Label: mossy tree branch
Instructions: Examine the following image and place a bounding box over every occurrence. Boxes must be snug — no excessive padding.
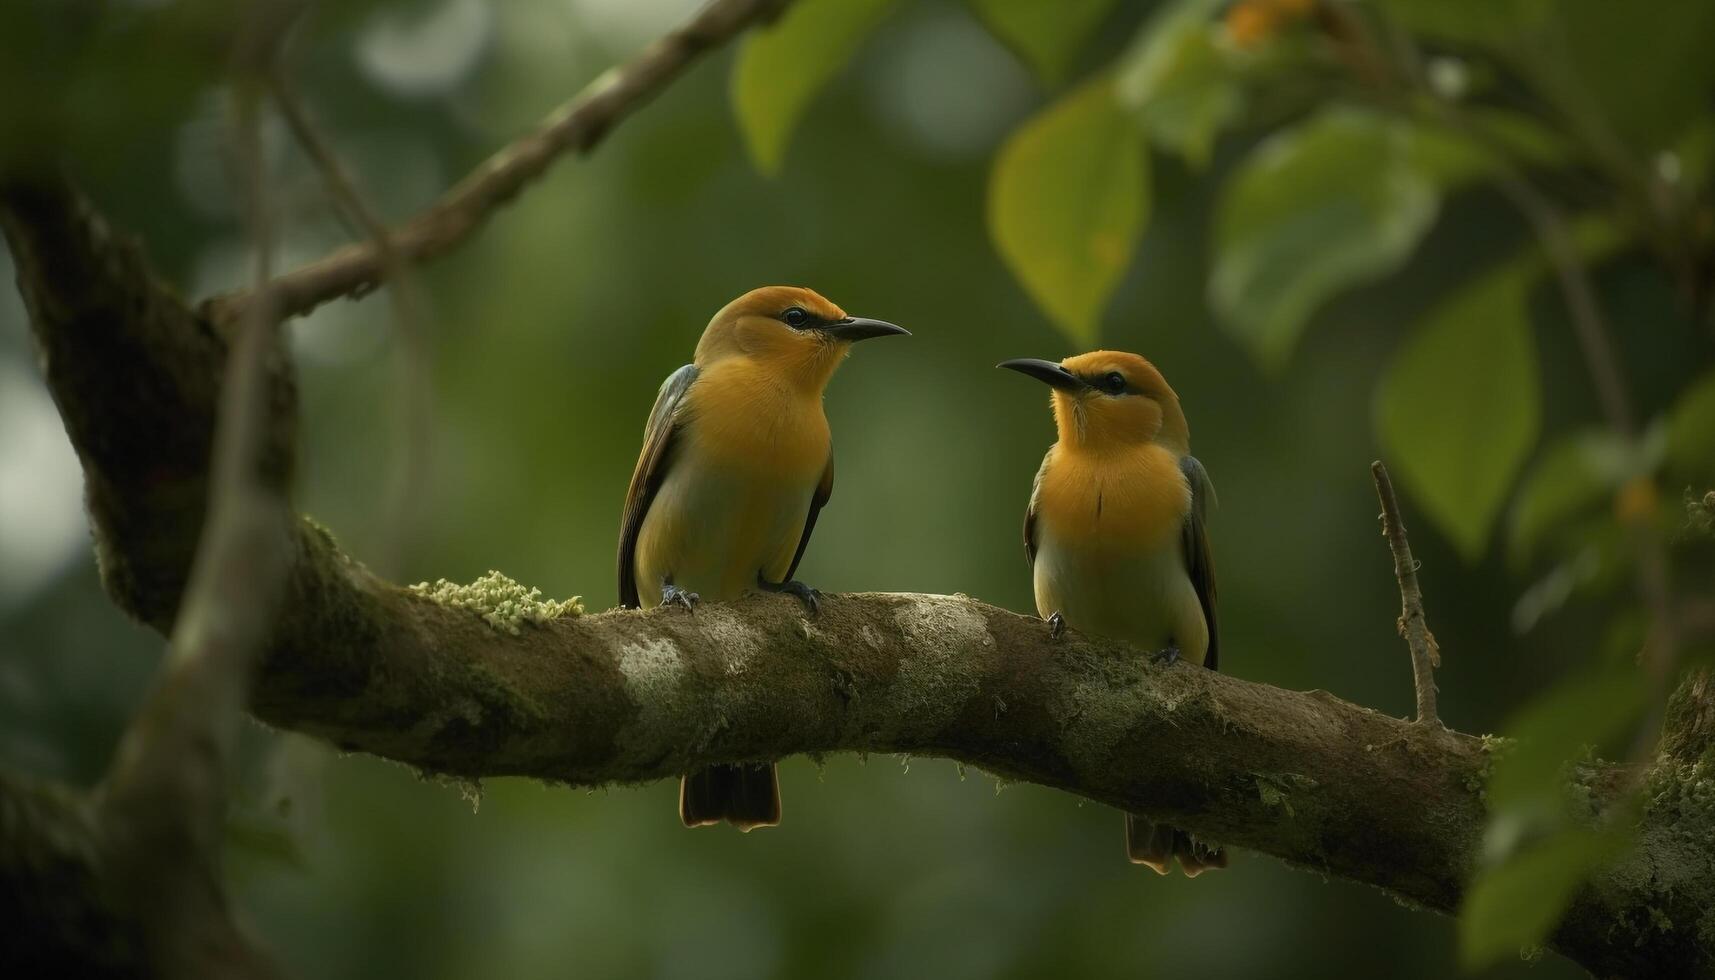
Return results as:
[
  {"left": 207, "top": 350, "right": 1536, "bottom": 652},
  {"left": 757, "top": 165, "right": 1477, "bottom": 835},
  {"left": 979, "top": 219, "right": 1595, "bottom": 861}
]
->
[{"left": 5, "top": 176, "right": 1715, "bottom": 979}]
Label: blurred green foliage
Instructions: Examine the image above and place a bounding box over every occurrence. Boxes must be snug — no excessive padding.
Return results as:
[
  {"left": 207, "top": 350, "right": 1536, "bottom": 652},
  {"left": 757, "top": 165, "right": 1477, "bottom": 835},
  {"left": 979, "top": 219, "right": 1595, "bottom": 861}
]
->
[
  {"left": 4, "top": 0, "right": 1715, "bottom": 976},
  {"left": 1375, "top": 259, "right": 1540, "bottom": 561},
  {"left": 989, "top": 78, "right": 1145, "bottom": 345}
]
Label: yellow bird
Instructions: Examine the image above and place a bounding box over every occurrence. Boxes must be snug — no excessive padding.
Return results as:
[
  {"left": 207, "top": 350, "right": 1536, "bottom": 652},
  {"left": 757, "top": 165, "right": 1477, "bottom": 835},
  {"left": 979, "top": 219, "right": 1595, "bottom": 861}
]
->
[
  {"left": 999, "top": 350, "right": 1225, "bottom": 876},
  {"left": 618, "top": 285, "right": 908, "bottom": 830}
]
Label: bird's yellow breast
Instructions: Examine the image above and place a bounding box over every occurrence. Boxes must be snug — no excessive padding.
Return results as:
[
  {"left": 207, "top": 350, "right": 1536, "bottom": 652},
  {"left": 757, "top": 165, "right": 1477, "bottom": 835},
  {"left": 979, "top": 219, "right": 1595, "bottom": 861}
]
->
[
  {"left": 1037, "top": 443, "right": 1189, "bottom": 553},
  {"left": 685, "top": 358, "right": 832, "bottom": 479},
  {"left": 1031, "top": 443, "right": 1206, "bottom": 662}
]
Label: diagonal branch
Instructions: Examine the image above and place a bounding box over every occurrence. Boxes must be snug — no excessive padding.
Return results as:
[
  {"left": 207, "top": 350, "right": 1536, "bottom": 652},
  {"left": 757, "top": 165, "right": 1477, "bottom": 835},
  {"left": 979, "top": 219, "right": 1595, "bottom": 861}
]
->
[
  {"left": 267, "top": 65, "right": 431, "bottom": 573},
  {"left": 201, "top": 0, "right": 793, "bottom": 327}
]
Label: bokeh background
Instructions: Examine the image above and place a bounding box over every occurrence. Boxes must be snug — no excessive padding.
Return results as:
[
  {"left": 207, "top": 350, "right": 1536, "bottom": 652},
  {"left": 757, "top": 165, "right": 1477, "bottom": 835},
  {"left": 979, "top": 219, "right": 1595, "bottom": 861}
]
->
[{"left": 4, "top": 0, "right": 1710, "bottom": 976}]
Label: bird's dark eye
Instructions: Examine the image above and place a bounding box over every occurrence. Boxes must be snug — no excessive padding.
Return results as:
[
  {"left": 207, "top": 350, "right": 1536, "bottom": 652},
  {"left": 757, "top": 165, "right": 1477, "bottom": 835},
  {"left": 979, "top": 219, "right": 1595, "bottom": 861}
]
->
[
  {"left": 782, "top": 307, "right": 809, "bottom": 328},
  {"left": 1103, "top": 372, "right": 1127, "bottom": 394}
]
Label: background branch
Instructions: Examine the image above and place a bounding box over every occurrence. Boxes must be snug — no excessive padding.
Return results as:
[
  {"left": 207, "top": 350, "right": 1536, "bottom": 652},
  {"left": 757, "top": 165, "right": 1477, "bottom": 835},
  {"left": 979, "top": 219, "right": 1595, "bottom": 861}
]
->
[
  {"left": 201, "top": 0, "right": 793, "bottom": 327},
  {"left": 267, "top": 65, "right": 430, "bottom": 573}
]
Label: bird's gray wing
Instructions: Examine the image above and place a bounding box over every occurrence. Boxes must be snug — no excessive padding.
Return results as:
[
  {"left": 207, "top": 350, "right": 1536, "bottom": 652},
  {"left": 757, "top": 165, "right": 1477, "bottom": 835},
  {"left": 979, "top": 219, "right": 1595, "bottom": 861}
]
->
[
  {"left": 1024, "top": 448, "right": 1053, "bottom": 568},
  {"left": 782, "top": 452, "right": 834, "bottom": 583},
  {"left": 1180, "top": 454, "right": 1219, "bottom": 671},
  {"left": 617, "top": 364, "right": 698, "bottom": 608}
]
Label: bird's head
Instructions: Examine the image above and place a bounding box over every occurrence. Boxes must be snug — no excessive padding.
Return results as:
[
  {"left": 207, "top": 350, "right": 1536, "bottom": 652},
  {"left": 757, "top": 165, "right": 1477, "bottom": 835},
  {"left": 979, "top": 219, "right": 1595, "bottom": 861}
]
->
[
  {"left": 695, "top": 286, "right": 908, "bottom": 391},
  {"left": 998, "top": 350, "right": 1189, "bottom": 455}
]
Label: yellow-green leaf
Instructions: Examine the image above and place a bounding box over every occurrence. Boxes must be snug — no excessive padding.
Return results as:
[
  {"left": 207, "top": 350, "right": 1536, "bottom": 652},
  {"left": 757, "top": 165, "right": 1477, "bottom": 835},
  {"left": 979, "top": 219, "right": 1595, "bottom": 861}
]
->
[
  {"left": 964, "top": 0, "right": 1116, "bottom": 84},
  {"left": 731, "top": 0, "right": 901, "bottom": 175},
  {"left": 1211, "top": 109, "right": 1439, "bottom": 369},
  {"left": 988, "top": 79, "right": 1147, "bottom": 345},
  {"left": 1375, "top": 265, "right": 1541, "bottom": 560},
  {"left": 1459, "top": 827, "right": 1622, "bottom": 971}
]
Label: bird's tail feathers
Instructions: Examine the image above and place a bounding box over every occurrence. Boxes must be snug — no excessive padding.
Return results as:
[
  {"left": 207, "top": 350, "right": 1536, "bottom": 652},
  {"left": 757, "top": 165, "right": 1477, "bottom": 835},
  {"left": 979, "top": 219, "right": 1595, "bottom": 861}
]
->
[
  {"left": 1125, "top": 812, "right": 1226, "bottom": 876},
  {"left": 680, "top": 763, "right": 781, "bottom": 831}
]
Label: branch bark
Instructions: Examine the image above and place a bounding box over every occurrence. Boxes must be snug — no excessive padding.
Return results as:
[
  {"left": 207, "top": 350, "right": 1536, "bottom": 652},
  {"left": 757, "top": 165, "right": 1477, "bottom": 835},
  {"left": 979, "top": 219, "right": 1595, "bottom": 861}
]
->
[
  {"left": 201, "top": 0, "right": 793, "bottom": 327},
  {"left": 6, "top": 177, "right": 1715, "bottom": 980}
]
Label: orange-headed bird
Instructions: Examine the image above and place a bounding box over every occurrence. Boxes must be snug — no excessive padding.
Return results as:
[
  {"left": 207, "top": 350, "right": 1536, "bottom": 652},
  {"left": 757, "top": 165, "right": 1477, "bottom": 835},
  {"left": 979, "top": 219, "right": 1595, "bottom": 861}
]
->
[
  {"left": 618, "top": 286, "right": 907, "bottom": 830},
  {"left": 999, "top": 351, "right": 1225, "bottom": 876}
]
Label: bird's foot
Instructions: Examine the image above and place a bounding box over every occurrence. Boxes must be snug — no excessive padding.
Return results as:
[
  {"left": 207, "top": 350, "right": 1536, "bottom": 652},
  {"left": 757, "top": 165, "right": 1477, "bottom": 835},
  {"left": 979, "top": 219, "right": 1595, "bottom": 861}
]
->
[
  {"left": 1151, "top": 645, "right": 1181, "bottom": 666},
  {"left": 662, "top": 582, "right": 700, "bottom": 612},
  {"left": 759, "top": 576, "right": 820, "bottom": 615},
  {"left": 1047, "top": 611, "right": 1065, "bottom": 640}
]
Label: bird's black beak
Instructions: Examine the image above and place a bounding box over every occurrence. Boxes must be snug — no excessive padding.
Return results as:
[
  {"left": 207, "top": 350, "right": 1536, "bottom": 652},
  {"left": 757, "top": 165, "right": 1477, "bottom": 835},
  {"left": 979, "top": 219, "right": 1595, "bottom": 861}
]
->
[
  {"left": 823, "top": 317, "right": 910, "bottom": 342},
  {"left": 998, "top": 358, "right": 1084, "bottom": 392}
]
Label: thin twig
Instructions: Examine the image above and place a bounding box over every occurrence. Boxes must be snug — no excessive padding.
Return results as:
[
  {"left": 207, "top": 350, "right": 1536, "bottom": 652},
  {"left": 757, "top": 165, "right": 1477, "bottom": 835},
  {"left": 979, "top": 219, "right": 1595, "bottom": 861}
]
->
[
  {"left": 1371, "top": 461, "right": 1441, "bottom": 727},
  {"left": 203, "top": 0, "right": 794, "bottom": 326},
  {"left": 268, "top": 67, "right": 431, "bottom": 573},
  {"left": 1487, "top": 169, "right": 1636, "bottom": 434}
]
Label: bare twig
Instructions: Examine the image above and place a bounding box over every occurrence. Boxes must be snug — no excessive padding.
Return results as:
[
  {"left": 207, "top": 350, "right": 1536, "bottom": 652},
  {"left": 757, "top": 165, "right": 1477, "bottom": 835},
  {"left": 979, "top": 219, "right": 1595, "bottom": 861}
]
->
[
  {"left": 1371, "top": 461, "right": 1441, "bottom": 727},
  {"left": 268, "top": 67, "right": 431, "bottom": 573},
  {"left": 203, "top": 0, "right": 794, "bottom": 326}
]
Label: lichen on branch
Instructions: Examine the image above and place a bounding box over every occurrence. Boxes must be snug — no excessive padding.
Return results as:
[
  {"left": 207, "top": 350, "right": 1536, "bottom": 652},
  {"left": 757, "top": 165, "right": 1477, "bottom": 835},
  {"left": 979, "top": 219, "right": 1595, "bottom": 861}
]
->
[{"left": 408, "top": 570, "right": 583, "bottom": 635}]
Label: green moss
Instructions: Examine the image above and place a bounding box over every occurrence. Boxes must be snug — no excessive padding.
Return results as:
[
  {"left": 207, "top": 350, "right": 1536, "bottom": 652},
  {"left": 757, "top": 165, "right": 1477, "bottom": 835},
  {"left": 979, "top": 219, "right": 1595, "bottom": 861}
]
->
[
  {"left": 408, "top": 570, "right": 582, "bottom": 635},
  {"left": 419, "top": 772, "right": 483, "bottom": 813},
  {"left": 1479, "top": 733, "right": 1515, "bottom": 754},
  {"left": 1255, "top": 772, "right": 1316, "bottom": 817},
  {"left": 1686, "top": 489, "right": 1715, "bottom": 536},
  {"left": 1645, "top": 759, "right": 1715, "bottom": 836},
  {"left": 1465, "top": 733, "right": 1515, "bottom": 801}
]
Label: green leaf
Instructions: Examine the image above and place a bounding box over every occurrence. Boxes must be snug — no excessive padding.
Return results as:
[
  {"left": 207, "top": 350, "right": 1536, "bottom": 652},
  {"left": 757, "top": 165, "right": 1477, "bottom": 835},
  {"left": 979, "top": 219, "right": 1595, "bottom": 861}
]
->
[
  {"left": 1114, "top": 0, "right": 1242, "bottom": 168},
  {"left": 1375, "top": 264, "right": 1540, "bottom": 560},
  {"left": 1666, "top": 368, "right": 1715, "bottom": 478},
  {"left": 1507, "top": 429, "right": 1638, "bottom": 566},
  {"left": 1464, "top": 665, "right": 1645, "bottom": 967},
  {"left": 1211, "top": 108, "right": 1440, "bottom": 368},
  {"left": 988, "top": 79, "right": 1148, "bottom": 345},
  {"left": 964, "top": 0, "right": 1116, "bottom": 84},
  {"left": 1459, "top": 827, "right": 1621, "bottom": 971},
  {"left": 731, "top": 0, "right": 901, "bottom": 175}
]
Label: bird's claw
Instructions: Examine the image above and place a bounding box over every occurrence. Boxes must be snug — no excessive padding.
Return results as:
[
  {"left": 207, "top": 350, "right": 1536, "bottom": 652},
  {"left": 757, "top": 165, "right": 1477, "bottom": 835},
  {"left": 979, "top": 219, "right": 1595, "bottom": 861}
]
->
[
  {"left": 760, "top": 577, "right": 821, "bottom": 615},
  {"left": 1151, "top": 645, "right": 1181, "bottom": 666},
  {"left": 662, "top": 583, "right": 700, "bottom": 612},
  {"left": 1047, "top": 611, "right": 1065, "bottom": 640}
]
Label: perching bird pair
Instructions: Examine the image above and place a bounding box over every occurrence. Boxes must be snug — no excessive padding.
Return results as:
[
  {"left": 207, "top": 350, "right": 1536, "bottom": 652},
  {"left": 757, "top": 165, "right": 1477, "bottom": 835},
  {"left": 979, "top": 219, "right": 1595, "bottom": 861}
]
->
[{"left": 616, "top": 286, "right": 1224, "bottom": 877}]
